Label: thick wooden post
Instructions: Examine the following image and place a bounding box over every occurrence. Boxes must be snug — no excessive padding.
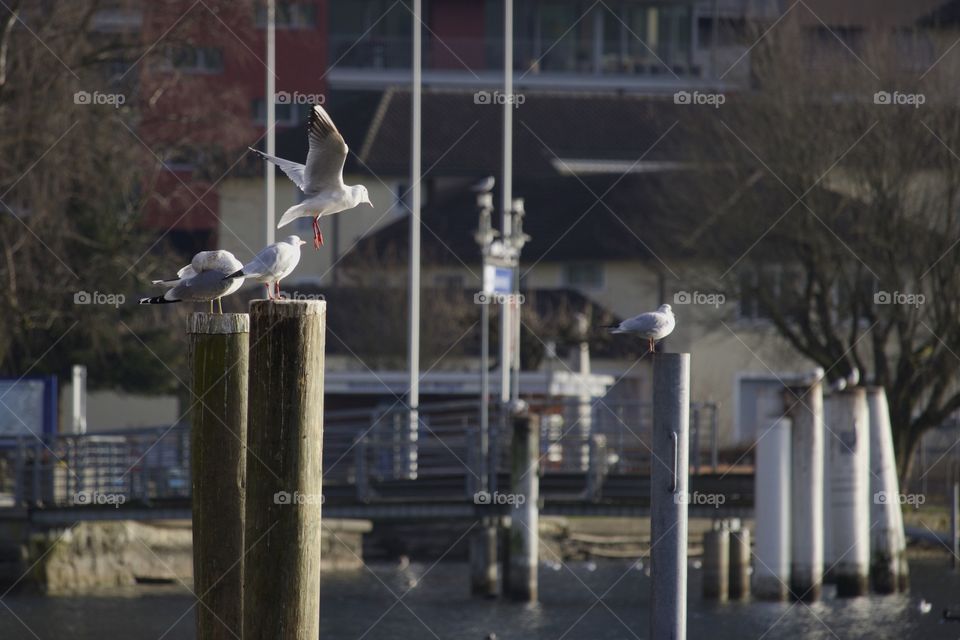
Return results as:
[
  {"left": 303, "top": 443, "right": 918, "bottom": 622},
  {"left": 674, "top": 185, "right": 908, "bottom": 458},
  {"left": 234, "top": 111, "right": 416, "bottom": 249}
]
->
[
  {"left": 867, "top": 387, "right": 905, "bottom": 593},
  {"left": 507, "top": 405, "right": 539, "bottom": 602},
  {"left": 702, "top": 524, "right": 729, "bottom": 602},
  {"left": 728, "top": 524, "right": 751, "bottom": 600},
  {"left": 188, "top": 312, "right": 249, "bottom": 640},
  {"left": 754, "top": 393, "right": 791, "bottom": 601},
  {"left": 243, "top": 300, "right": 326, "bottom": 640},
  {"left": 651, "top": 353, "right": 689, "bottom": 640}
]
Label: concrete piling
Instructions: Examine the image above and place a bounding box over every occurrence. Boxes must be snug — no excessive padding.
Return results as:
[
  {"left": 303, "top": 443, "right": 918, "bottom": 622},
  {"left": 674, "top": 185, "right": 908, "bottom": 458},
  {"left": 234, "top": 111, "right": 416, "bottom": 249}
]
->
[
  {"left": 188, "top": 313, "right": 249, "bottom": 640},
  {"left": 754, "top": 394, "right": 791, "bottom": 601},
  {"left": 827, "top": 388, "right": 870, "bottom": 597},
  {"left": 650, "top": 353, "right": 690, "bottom": 640}
]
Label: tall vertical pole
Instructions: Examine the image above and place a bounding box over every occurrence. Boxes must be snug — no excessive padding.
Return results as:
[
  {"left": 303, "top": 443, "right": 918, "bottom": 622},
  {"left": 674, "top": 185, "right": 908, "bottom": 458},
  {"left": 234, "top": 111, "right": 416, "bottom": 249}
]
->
[
  {"left": 500, "top": 0, "right": 513, "bottom": 410},
  {"left": 265, "top": 0, "right": 276, "bottom": 247},
  {"left": 952, "top": 478, "right": 959, "bottom": 571},
  {"left": 71, "top": 364, "right": 87, "bottom": 435},
  {"left": 408, "top": 0, "right": 422, "bottom": 480},
  {"left": 188, "top": 313, "right": 249, "bottom": 640},
  {"left": 787, "top": 379, "right": 824, "bottom": 601},
  {"left": 650, "top": 353, "right": 689, "bottom": 640},
  {"left": 507, "top": 405, "right": 539, "bottom": 601},
  {"left": 867, "top": 386, "right": 905, "bottom": 592},
  {"left": 243, "top": 300, "right": 326, "bottom": 639}
]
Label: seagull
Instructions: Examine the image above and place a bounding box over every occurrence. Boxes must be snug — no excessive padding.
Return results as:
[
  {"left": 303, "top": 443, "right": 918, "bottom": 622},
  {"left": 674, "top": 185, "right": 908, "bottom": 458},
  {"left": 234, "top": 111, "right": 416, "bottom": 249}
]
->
[
  {"left": 140, "top": 250, "right": 244, "bottom": 313},
  {"left": 606, "top": 304, "right": 676, "bottom": 352},
  {"left": 225, "top": 235, "right": 305, "bottom": 300},
  {"left": 471, "top": 175, "right": 495, "bottom": 193},
  {"left": 249, "top": 104, "right": 372, "bottom": 249},
  {"left": 919, "top": 599, "right": 932, "bottom": 614}
]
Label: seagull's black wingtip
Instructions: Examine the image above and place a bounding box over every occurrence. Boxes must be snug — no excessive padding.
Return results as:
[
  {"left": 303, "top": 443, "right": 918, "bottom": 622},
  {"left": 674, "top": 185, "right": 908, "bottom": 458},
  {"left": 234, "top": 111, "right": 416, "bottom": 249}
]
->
[{"left": 223, "top": 269, "right": 244, "bottom": 280}]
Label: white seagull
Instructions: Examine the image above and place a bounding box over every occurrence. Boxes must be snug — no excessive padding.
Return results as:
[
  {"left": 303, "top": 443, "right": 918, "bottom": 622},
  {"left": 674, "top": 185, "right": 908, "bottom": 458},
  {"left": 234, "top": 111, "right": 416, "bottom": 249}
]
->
[
  {"left": 249, "top": 104, "right": 372, "bottom": 249},
  {"left": 606, "top": 304, "right": 676, "bottom": 352},
  {"left": 140, "top": 250, "right": 244, "bottom": 313},
  {"left": 225, "top": 235, "right": 305, "bottom": 300}
]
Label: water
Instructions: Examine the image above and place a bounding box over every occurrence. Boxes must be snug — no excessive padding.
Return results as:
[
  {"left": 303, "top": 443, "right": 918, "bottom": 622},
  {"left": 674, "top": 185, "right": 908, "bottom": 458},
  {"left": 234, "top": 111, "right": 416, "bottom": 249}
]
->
[{"left": 1, "top": 558, "right": 957, "bottom": 639}]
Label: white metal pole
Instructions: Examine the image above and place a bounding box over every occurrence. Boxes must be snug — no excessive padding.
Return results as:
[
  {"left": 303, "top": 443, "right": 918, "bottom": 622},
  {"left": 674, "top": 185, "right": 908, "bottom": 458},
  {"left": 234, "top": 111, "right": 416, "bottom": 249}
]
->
[
  {"left": 500, "top": 0, "right": 513, "bottom": 407},
  {"left": 71, "top": 365, "right": 87, "bottom": 435},
  {"left": 408, "top": 0, "right": 422, "bottom": 480},
  {"left": 265, "top": 0, "right": 276, "bottom": 247}
]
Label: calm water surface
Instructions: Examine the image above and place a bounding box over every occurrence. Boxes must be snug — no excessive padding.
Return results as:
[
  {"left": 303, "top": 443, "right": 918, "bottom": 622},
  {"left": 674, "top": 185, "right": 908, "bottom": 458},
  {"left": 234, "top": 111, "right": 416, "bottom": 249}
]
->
[{"left": 1, "top": 558, "right": 957, "bottom": 639}]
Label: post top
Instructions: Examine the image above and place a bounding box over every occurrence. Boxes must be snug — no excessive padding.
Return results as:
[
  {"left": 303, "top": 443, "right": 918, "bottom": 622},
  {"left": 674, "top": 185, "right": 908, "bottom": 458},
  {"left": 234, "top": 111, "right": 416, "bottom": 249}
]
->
[
  {"left": 187, "top": 313, "right": 250, "bottom": 335},
  {"left": 250, "top": 298, "right": 326, "bottom": 318}
]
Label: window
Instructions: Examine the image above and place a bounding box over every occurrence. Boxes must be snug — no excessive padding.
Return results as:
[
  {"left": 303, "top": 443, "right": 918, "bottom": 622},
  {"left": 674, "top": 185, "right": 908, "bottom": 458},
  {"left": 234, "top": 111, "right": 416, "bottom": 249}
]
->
[
  {"left": 738, "top": 264, "right": 803, "bottom": 321},
  {"left": 563, "top": 263, "right": 604, "bottom": 289},
  {"left": 167, "top": 46, "right": 223, "bottom": 74},
  {"left": 255, "top": 2, "right": 317, "bottom": 29}
]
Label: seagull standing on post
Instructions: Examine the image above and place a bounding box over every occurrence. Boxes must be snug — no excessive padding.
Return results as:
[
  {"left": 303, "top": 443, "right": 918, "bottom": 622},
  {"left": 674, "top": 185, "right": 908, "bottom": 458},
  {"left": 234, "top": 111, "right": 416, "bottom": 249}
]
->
[
  {"left": 249, "top": 104, "right": 373, "bottom": 249},
  {"left": 606, "top": 304, "right": 676, "bottom": 352},
  {"left": 140, "top": 250, "right": 244, "bottom": 313},
  {"left": 224, "top": 235, "right": 306, "bottom": 300}
]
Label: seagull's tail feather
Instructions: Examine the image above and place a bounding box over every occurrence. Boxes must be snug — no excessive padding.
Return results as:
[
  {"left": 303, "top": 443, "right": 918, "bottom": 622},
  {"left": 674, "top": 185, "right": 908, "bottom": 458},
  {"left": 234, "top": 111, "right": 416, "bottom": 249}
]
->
[
  {"left": 139, "top": 295, "right": 179, "bottom": 305},
  {"left": 223, "top": 269, "right": 245, "bottom": 280},
  {"left": 603, "top": 324, "right": 624, "bottom": 334},
  {"left": 277, "top": 202, "right": 309, "bottom": 228},
  {"left": 151, "top": 278, "right": 180, "bottom": 286}
]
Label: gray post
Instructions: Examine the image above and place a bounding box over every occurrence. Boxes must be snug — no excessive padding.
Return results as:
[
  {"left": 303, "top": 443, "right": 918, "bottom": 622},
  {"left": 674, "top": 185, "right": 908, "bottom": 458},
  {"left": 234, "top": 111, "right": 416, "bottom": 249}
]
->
[
  {"left": 754, "top": 393, "right": 791, "bottom": 601},
  {"left": 702, "top": 523, "right": 729, "bottom": 602},
  {"left": 786, "top": 378, "right": 824, "bottom": 601},
  {"left": 243, "top": 300, "right": 326, "bottom": 640},
  {"left": 867, "top": 387, "right": 904, "bottom": 593},
  {"left": 470, "top": 526, "right": 498, "bottom": 597},
  {"left": 952, "top": 480, "right": 959, "bottom": 571},
  {"left": 729, "top": 525, "right": 751, "bottom": 600},
  {"left": 828, "top": 388, "right": 870, "bottom": 597},
  {"left": 188, "top": 313, "right": 249, "bottom": 640},
  {"left": 651, "top": 353, "right": 689, "bottom": 640},
  {"left": 507, "top": 405, "right": 539, "bottom": 602}
]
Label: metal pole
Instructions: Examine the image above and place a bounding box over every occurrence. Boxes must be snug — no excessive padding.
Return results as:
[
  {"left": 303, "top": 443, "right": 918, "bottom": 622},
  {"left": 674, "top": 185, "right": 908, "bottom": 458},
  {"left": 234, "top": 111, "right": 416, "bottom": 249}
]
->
[
  {"left": 408, "top": 0, "right": 422, "bottom": 480},
  {"left": 71, "top": 364, "right": 87, "bottom": 435},
  {"left": 650, "top": 353, "right": 689, "bottom": 640},
  {"left": 265, "top": 0, "right": 276, "bottom": 246},
  {"left": 500, "top": 0, "right": 513, "bottom": 409},
  {"left": 480, "top": 299, "right": 490, "bottom": 491}
]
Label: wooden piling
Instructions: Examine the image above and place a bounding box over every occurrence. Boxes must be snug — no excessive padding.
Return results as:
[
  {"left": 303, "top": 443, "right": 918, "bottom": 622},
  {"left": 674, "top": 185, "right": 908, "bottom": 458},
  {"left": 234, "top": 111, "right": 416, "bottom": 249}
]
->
[
  {"left": 188, "top": 312, "right": 249, "bottom": 640},
  {"left": 651, "top": 353, "right": 690, "bottom": 640},
  {"left": 243, "top": 300, "right": 326, "bottom": 640},
  {"left": 754, "top": 394, "right": 791, "bottom": 601},
  {"left": 507, "top": 405, "right": 539, "bottom": 602},
  {"left": 702, "top": 524, "right": 729, "bottom": 602},
  {"left": 470, "top": 525, "right": 499, "bottom": 597},
  {"left": 867, "top": 387, "right": 905, "bottom": 593},
  {"left": 728, "top": 525, "right": 751, "bottom": 600}
]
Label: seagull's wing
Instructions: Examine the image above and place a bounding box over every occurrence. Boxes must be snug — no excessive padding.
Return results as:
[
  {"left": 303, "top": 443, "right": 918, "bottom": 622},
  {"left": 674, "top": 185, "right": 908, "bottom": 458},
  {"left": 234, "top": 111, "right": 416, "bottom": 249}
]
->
[
  {"left": 242, "top": 244, "right": 282, "bottom": 278},
  {"left": 173, "top": 270, "right": 236, "bottom": 301},
  {"left": 249, "top": 147, "right": 307, "bottom": 191},
  {"left": 302, "top": 104, "right": 348, "bottom": 194},
  {"left": 621, "top": 311, "right": 670, "bottom": 334}
]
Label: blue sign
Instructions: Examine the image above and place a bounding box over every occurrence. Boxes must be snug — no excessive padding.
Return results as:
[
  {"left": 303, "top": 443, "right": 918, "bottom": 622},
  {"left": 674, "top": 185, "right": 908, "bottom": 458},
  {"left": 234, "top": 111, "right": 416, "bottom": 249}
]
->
[{"left": 484, "top": 265, "right": 513, "bottom": 294}]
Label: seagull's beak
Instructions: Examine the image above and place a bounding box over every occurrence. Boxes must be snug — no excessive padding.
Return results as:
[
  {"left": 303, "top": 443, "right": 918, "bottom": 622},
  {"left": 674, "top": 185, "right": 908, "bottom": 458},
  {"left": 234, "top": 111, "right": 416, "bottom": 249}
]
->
[
  {"left": 299, "top": 240, "right": 307, "bottom": 246},
  {"left": 366, "top": 199, "right": 374, "bottom": 207}
]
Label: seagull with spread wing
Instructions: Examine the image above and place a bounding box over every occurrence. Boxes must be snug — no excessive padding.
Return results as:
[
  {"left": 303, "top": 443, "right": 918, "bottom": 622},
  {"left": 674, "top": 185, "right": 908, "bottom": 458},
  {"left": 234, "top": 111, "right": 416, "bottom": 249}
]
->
[
  {"left": 224, "top": 235, "right": 305, "bottom": 300},
  {"left": 140, "top": 250, "right": 244, "bottom": 313},
  {"left": 249, "top": 104, "right": 372, "bottom": 249},
  {"left": 606, "top": 304, "right": 676, "bottom": 352}
]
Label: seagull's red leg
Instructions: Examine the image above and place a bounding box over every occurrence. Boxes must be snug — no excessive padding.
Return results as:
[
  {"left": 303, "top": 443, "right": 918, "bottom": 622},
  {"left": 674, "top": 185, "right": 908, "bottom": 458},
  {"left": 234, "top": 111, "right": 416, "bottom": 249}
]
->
[
  {"left": 275, "top": 281, "right": 281, "bottom": 298},
  {"left": 265, "top": 283, "right": 271, "bottom": 300},
  {"left": 649, "top": 337, "right": 655, "bottom": 353},
  {"left": 312, "top": 217, "right": 324, "bottom": 249}
]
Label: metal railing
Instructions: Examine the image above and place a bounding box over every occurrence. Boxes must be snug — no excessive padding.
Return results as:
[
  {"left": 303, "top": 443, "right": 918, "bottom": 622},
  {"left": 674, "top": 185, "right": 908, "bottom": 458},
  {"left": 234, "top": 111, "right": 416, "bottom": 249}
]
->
[{"left": 0, "top": 399, "right": 721, "bottom": 509}]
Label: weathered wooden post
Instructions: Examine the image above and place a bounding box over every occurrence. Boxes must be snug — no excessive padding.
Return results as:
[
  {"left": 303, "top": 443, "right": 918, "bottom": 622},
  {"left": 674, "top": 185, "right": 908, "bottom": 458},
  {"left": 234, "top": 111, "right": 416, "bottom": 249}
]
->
[
  {"left": 507, "top": 403, "right": 539, "bottom": 602},
  {"left": 470, "top": 526, "right": 499, "bottom": 597},
  {"left": 754, "top": 393, "right": 791, "bottom": 600},
  {"left": 702, "top": 522, "right": 729, "bottom": 602},
  {"left": 728, "top": 523, "right": 751, "bottom": 600},
  {"left": 867, "top": 387, "right": 906, "bottom": 593},
  {"left": 188, "top": 312, "right": 249, "bottom": 640},
  {"left": 827, "top": 387, "right": 870, "bottom": 597},
  {"left": 651, "top": 353, "right": 689, "bottom": 640},
  {"left": 243, "top": 300, "right": 326, "bottom": 640},
  {"left": 786, "top": 377, "right": 824, "bottom": 601},
  {"left": 952, "top": 478, "right": 959, "bottom": 571}
]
